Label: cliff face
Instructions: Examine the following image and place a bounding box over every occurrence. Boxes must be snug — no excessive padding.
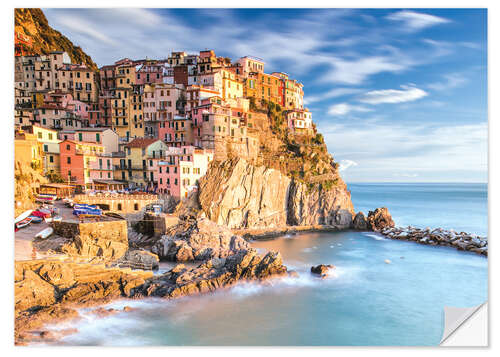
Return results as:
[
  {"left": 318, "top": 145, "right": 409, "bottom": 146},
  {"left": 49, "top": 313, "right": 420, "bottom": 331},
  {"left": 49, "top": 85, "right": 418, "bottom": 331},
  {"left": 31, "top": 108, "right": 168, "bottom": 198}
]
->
[
  {"left": 14, "top": 160, "right": 47, "bottom": 217},
  {"left": 15, "top": 8, "right": 97, "bottom": 70},
  {"left": 198, "top": 158, "right": 354, "bottom": 229},
  {"left": 197, "top": 100, "right": 355, "bottom": 230}
]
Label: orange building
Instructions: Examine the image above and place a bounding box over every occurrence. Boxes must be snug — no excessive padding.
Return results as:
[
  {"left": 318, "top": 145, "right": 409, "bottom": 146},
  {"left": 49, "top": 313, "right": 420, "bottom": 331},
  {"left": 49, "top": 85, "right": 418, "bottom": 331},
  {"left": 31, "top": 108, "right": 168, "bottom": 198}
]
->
[{"left": 59, "top": 140, "right": 105, "bottom": 189}]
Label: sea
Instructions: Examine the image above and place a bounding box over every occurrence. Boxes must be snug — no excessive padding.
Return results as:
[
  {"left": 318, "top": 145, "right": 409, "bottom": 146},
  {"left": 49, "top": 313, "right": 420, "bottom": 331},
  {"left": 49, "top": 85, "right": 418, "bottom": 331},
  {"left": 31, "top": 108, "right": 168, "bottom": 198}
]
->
[{"left": 48, "top": 183, "right": 488, "bottom": 346}]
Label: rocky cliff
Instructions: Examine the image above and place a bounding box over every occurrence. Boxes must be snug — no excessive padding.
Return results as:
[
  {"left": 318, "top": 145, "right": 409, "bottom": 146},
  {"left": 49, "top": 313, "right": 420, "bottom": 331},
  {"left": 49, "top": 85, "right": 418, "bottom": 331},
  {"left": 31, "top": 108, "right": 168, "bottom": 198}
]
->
[
  {"left": 198, "top": 158, "right": 354, "bottom": 229},
  {"left": 15, "top": 8, "right": 97, "bottom": 70},
  {"left": 196, "top": 99, "right": 355, "bottom": 230},
  {"left": 14, "top": 160, "right": 47, "bottom": 217}
]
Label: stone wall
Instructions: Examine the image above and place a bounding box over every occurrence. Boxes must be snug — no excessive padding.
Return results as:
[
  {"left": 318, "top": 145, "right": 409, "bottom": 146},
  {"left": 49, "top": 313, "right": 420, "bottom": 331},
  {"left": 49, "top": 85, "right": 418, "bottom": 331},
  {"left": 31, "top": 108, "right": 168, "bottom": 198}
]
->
[
  {"left": 52, "top": 220, "right": 129, "bottom": 260},
  {"left": 143, "top": 213, "right": 180, "bottom": 237}
]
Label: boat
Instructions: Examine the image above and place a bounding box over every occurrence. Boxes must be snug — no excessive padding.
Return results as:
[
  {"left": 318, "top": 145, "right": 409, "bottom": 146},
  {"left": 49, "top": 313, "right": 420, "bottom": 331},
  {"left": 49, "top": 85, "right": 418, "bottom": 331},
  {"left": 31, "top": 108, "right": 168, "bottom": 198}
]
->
[
  {"left": 35, "top": 194, "right": 57, "bottom": 203},
  {"left": 73, "top": 204, "right": 102, "bottom": 216},
  {"left": 31, "top": 210, "right": 50, "bottom": 218},
  {"left": 44, "top": 216, "right": 53, "bottom": 223},
  {"left": 52, "top": 215, "right": 62, "bottom": 222},
  {"left": 16, "top": 217, "right": 33, "bottom": 229},
  {"left": 29, "top": 216, "right": 43, "bottom": 223},
  {"left": 35, "top": 227, "right": 53, "bottom": 240},
  {"left": 15, "top": 210, "right": 33, "bottom": 224}
]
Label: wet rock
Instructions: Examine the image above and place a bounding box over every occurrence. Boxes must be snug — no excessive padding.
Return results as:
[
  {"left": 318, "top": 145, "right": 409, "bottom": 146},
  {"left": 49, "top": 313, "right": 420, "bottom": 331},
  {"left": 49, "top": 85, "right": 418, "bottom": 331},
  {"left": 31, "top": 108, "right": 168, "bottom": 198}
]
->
[
  {"left": 115, "top": 249, "right": 160, "bottom": 270},
  {"left": 352, "top": 212, "right": 369, "bottom": 230},
  {"left": 151, "top": 218, "right": 251, "bottom": 262},
  {"left": 377, "top": 226, "right": 487, "bottom": 256},
  {"left": 311, "top": 264, "right": 335, "bottom": 276},
  {"left": 136, "top": 249, "right": 288, "bottom": 299},
  {"left": 367, "top": 207, "right": 395, "bottom": 232}
]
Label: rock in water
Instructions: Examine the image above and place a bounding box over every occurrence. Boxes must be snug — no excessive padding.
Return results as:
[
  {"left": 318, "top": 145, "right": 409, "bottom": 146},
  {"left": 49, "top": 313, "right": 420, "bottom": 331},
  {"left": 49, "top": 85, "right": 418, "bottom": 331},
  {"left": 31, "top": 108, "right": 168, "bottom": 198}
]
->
[
  {"left": 353, "top": 212, "right": 369, "bottom": 230},
  {"left": 311, "top": 264, "right": 335, "bottom": 276},
  {"left": 367, "top": 207, "right": 395, "bottom": 232}
]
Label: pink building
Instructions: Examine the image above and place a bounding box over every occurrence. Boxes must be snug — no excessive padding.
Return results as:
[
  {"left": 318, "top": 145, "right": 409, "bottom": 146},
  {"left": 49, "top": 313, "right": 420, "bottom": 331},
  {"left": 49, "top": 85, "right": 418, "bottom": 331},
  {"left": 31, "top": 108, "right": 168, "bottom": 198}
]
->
[
  {"left": 136, "top": 63, "right": 166, "bottom": 85},
  {"left": 156, "top": 146, "right": 214, "bottom": 198}
]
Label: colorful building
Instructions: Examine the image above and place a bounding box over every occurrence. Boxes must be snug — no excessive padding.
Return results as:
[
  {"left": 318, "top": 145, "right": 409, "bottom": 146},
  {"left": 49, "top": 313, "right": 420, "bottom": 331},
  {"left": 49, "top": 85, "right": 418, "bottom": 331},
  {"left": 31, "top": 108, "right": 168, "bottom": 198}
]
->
[{"left": 156, "top": 146, "right": 214, "bottom": 198}]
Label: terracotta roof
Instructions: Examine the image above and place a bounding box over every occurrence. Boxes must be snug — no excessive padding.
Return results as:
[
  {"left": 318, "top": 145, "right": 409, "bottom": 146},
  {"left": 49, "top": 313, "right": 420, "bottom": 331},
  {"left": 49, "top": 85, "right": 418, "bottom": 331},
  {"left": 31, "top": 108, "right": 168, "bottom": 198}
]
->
[{"left": 125, "top": 138, "right": 159, "bottom": 148}]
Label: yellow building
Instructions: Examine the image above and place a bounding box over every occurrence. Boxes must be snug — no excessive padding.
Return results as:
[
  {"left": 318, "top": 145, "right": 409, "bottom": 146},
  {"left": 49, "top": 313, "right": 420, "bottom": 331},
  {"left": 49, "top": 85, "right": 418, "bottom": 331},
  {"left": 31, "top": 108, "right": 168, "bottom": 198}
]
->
[
  {"left": 23, "top": 125, "right": 61, "bottom": 175},
  {"left": 220, "top": 69, "right": 243, "bottom": 101},
  {"left": 14, "top": 131, "right": 43, "bottom": 170},
  {"left": 124, "top": 138, "right": 169, "bottom": 188}
]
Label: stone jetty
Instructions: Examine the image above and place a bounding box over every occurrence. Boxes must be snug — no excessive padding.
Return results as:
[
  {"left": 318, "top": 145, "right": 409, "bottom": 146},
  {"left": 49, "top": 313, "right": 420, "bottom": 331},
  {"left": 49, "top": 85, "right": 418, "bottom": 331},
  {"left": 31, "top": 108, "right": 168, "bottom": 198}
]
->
[{"left": 379, "top": 226, "right": 488, "bottom": 256}]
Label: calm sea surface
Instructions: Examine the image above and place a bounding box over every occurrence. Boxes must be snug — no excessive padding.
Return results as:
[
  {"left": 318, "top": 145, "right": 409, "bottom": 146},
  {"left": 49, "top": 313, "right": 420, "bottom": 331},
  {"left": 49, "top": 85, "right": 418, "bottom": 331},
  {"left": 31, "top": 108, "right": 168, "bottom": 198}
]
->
[{"left": 50, "top": 183, "right": 488, "bottom": 346}]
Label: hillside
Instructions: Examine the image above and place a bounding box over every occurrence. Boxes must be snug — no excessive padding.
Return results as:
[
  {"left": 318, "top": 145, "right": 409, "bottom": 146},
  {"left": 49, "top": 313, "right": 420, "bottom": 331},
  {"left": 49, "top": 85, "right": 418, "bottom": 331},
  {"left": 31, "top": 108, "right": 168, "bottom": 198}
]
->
[
  {"left": 14, "top": 8, "right": 97, "bottom": 70},
  {"left": 197, "top": 100, "right": 355, "bottom": 230}
]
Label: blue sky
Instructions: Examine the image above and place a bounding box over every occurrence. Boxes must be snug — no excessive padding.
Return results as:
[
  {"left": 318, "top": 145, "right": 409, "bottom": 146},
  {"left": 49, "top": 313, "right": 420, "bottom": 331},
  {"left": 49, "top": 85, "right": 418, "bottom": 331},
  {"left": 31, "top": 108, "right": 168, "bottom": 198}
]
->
[{"left": 43, "top": 8, "right": 488, "bottom": 183}]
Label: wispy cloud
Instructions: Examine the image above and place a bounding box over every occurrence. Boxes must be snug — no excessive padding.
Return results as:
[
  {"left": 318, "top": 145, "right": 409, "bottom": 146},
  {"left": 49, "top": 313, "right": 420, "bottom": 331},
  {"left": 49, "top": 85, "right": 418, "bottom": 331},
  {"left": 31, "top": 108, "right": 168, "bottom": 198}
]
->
[
  {"left": 339, "top": 159, "right": 359, "bottom": 172},
  {"left": 358, "top": 85, "right": 428, "bottom": 104},
  {"left": 428, "top": 73, "right": 468, "bottom": 91},
  {"left": 324, "top": 56, "right": 409, "bottom": 85},
  {"left": 328, "top": 103, "right": 373, "bottom": 116},
  {"left": 386, "top": 10, "right": 451, "bottom": 32},
  {"left": 304, "top": 88, "right": 364, "bottom": 105}
]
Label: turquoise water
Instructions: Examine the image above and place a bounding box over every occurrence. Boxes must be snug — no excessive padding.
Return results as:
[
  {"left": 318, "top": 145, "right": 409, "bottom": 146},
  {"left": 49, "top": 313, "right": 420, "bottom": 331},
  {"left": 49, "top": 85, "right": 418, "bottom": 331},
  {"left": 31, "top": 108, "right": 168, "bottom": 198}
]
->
[
  {"left": 349, "top": 183, "right": 488, "bottom": 236},
  {"left": 52, "top": 183, "right": 488, "bottom": 346}
]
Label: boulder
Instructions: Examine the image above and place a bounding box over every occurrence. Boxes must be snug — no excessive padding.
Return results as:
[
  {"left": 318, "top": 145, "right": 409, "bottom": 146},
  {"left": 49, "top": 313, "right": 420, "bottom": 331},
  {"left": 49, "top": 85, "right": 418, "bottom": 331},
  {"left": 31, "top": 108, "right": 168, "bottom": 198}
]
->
[
  {"left": 367, "top": 207, "right": 395, "bottom": 232},
  {"left": 311, "top": 264, "right": 335, "bottom": 276},
  {"left": 116, "top": 249, "right": 160, "bottom": 270},
  {"left": 352, "top": 212, "right": 369, "bottom": 230}
]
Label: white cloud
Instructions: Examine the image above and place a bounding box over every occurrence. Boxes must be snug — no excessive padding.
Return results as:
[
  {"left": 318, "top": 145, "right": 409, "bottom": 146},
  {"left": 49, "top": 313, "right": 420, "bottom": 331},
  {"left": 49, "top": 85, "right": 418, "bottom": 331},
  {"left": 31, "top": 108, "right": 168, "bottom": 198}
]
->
[
  {"left": 328, "top": 103, "right": 373, "bottom": 116},
  {"left": 325, "top": 56, "right": 409, "bottom": 85},
  {"left": 358, "top": 85, "right": 428, "bottom": 105},
  {"left": 317, "top": 121, "right": 487, "bottom": 182},
  {"left": 428, "top": 73, "right": 468, "bottom": 91},
  {"left": 386, "top": 10, "right": 451, "bottom": 32},
  {"left": 304, "top": 88, "right": 363, "bottom": 105},
  {"left": 394, "top": 173, "right": 419, "bottom": 178},
  {"left": 339, "top": 159, "right": 358, "bottom": 172}
]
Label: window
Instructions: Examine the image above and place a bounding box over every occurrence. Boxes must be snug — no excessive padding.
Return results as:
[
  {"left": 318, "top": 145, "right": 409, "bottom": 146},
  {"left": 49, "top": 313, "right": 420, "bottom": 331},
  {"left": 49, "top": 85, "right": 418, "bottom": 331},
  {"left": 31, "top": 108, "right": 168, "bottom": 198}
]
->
[
  {"left": 78, "top": 133, "right": 83, "bottom": 141},
  {"left": 134, "top": 203, "right": 139, "bottom": 211},
  {"left": 43, "top": 144, "right": 48, "bottom": 152},
  {"left": 37, "top": 132, "right": 42, "bottom": 139},
  {"left": 49, "top": 156, "right": 54, "bottom": 163},
  {"left": 117, "top": 203, "right": 122, "bottom": 211},
  {"left": 67, "top": 157, "right": 71, "bottom": 164}
]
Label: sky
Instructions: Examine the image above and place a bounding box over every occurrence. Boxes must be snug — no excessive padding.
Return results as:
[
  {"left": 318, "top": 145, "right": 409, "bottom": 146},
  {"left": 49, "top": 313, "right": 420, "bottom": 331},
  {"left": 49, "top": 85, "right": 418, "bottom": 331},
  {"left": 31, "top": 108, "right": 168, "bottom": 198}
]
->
[{"left": 43, "top": 8, "right": 488, "bottom": 183}]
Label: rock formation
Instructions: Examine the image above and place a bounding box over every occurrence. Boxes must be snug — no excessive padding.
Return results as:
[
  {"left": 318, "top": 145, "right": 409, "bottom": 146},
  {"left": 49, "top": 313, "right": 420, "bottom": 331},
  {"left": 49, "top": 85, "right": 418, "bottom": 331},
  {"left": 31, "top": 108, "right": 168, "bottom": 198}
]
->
[
  {"left": 353, "top": 212, "right": 369, "bottom": 230},
  {"left": 15, "top": 249, "right": 289, "bottom": 344},
  {"left": 379, "top": 226, "right": 488, "bottom": 256},
  {"left": 311, "top": 264, "right": 335, "bottom": 277},
  {"left": 14, "top": 160, "right": 48, "bottom": 217},
  {"left": 15, "top": 8, "right": 98, "bottom": 70},
  {"left": 198, "top": 158, "right": 354, "bottom": 229},
  {"left": 134, "top": 249, "right": 288, "bottom": 298},
  {"left": 367, "top": 207, "right": 395, "bottom": 231},
  {"left": 150, "top": 217, "right": 250, "bottom": 261}
]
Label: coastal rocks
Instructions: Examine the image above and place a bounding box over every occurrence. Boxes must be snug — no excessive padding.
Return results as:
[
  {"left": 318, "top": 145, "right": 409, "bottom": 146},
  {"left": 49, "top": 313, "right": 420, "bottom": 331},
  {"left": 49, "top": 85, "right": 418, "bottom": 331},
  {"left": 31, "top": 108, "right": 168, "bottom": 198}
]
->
[
  {"left": 15, "top": 269, "right": 57, "bottom": 312},
  {"left": 352, "top": 212, "right": 369, "bottom": 230},
  {"left": 61, "top": 234, "right": 128, "bottom": 261},
  {"left": 311, "top": 264, "right": 335, "bottom": 277},
  {"left": 198, "top": 158, "right": 355, "bottom": 229},
  {"left": 379, "top": 226, "right": 488, "bottom": 256},
  {"left": 151, "top": 217, "right": 250, "bottom": 262},
  {"left": 114, "top": 249, "right": 160, "bottom": 270},
  {"left": 367, "top": 207, "right": 395, "bottom": 232},
  {"left": 198, "top": 158, "right": 291, "bottom": 229},
  {"left": 134, "top": 249, "right": 289, "bottom": 299},
  {"left": 287, "top": 179, "right": 354, "bottom": 228}
]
